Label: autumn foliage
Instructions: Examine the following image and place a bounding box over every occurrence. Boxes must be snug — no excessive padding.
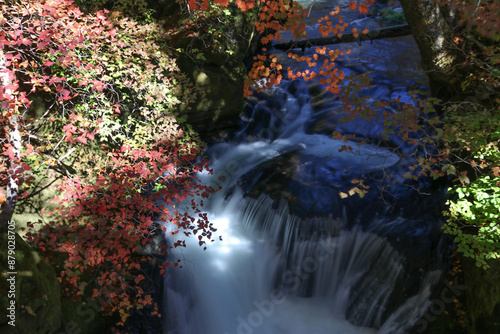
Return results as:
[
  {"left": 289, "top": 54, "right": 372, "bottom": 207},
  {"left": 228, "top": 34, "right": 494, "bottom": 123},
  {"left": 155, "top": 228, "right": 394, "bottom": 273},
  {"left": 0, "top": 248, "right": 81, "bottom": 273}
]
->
[
  {"left": 244, "top": 0, "right": 375, "bottom": 95},
  {"left": 1, "top": 0, "right": 216, "bottom": 325},
  {"left": 2, "top": 0, "right": 498, "bottom": 329},
  {"left": 0, "top": 0, "right": 406, "bottom": 326}
]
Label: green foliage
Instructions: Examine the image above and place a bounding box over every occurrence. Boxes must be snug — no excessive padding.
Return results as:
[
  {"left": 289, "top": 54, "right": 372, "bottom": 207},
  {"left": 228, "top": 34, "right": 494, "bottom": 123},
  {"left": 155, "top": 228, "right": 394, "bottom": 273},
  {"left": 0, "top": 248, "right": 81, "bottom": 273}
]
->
[
  {"left": 379, "top": 8, "right": 406, "bottom": 23},
  {"left": 76, "top": 0, "right": 156, "bottom": 22},
  {"left": 173, "top": 1, "right": 253, "bottom": 62},
  {"left": 442, "top": 107, "right": 500, "bottom": 268},
  {"left": 444, "top": 175, "right": 500, "bottom": 267},
  {"left": 436, "top": 6, "right": 500, "bottom": 265},
  {"left": 393, "top": 0, "right": 500, "bottom": 269}
]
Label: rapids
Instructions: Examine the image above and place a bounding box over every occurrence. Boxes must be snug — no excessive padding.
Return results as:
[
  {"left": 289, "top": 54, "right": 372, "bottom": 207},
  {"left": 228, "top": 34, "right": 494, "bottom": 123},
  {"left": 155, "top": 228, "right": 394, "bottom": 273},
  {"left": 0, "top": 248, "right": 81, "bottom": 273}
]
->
[{"left": 163, "top": 2, "right": 447, "bottom": 333}]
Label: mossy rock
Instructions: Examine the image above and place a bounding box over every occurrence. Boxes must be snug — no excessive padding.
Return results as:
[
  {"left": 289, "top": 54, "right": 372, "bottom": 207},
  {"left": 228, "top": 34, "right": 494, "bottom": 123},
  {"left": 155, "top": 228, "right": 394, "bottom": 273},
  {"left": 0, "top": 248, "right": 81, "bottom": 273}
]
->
[
  {"left": 177, "top": 54, "right": 248, "bottom": 134},
  {"left": 0, "top": 230, "right": 61, "bottom": 334},
  {"left": 169, "top": 4, "right": 261, "bottom": 135},
  {"left": 59, "top": 298, "right": 107, "bottom": 334},
  {"left": 378, "top": 7, "right": 406, "bottom": 26},
  {"left": 462, "top": 257, "right": 500, "bottom": 334}
]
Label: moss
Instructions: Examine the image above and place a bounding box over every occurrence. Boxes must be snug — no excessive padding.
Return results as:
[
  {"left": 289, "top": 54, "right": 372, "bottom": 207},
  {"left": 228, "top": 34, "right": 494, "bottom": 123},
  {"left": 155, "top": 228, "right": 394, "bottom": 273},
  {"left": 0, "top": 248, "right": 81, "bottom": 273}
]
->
[
  {"left": 379, "top": 8, "right": 406, "bottom": 24},
  {"left": 176, "top": 54, "right": 248, "bottom": 133},
  {"left": 12, "top": 173, "right": 61, "bottom": 239},
  {"left": 0, "top": 230, "right": 61, "bottom": 334},
  {"left": 59, "top": 298, "right": 106, "bottom": 334},
  {"left": 462, "top": 257, "right": 500, "bottom": 334}
]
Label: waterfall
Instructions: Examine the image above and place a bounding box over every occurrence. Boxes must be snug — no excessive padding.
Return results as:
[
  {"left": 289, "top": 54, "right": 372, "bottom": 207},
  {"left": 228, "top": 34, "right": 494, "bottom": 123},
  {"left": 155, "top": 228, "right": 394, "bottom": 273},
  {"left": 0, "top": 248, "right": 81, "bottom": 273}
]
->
[
  {"left": 163, "top": 4, "right": 446, "bottom": 333},
  {"left": 163, "top": 184, "right": 442, "bottom": 334}
]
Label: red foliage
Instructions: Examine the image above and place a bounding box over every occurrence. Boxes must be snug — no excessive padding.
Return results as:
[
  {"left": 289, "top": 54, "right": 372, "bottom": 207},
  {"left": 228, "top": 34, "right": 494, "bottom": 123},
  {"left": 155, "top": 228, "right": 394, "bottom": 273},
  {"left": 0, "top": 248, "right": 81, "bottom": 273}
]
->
[
  {"left": 28, "top": 140, "right": 214, "bottom": 324},
  {"left": 1, "top": 0, "right": 214, "bottom": 326}
]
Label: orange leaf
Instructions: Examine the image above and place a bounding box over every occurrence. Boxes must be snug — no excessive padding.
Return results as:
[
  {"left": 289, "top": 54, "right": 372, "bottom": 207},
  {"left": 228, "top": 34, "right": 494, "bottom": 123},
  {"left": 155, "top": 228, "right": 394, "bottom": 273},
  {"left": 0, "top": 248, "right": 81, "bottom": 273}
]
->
[
  {"left": 358, "top": 3, "right": 369, "bottom": 14},
  {"left": 348, "top": 1, "right": 357, "bottom": 11},
  {"left": 352, "top": 28, "right": 359, "bottom": 38}
]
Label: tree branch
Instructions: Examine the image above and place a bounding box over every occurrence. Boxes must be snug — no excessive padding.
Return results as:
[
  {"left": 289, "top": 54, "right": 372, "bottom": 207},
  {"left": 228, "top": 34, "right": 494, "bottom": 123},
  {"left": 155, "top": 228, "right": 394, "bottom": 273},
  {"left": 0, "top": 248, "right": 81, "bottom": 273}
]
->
[{"left": 274, "top": 24, "right": 411, "bottom": 51}]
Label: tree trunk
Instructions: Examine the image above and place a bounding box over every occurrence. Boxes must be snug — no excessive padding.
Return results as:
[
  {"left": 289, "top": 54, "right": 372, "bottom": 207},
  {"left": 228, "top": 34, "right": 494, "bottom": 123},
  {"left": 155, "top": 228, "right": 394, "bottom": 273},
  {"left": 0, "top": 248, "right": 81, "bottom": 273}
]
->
[
  {"left": 399, "top": 0, "right": 461, "bottom": 100},
  {"left": 0, "top": 51, "right": 21, "bottom": 228},
  {"left": 274, "top": 24, "right": 412, "bottom": 50}
]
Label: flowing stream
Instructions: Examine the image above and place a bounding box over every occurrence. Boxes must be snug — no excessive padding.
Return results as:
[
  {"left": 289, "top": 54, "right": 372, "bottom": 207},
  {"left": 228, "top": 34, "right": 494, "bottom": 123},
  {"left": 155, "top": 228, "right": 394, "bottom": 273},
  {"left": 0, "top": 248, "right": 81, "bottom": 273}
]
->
[{"left": 163, "top": 2, "right": 447, "bottom": 333}]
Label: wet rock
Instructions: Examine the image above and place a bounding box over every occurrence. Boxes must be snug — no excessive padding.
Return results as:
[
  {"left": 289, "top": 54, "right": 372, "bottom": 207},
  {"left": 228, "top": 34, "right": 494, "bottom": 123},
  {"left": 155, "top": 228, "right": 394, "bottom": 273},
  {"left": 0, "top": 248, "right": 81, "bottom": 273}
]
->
[{"left": 0, "top": 231, "right": 61, "bottom": 334}]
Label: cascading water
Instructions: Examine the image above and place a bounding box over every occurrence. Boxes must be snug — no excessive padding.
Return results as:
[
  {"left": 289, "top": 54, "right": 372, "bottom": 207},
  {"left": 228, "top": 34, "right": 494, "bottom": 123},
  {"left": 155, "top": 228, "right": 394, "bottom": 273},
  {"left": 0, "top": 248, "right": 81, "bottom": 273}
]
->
[{"left": 163, "top": 2, "right": 447, "bottom": 334}]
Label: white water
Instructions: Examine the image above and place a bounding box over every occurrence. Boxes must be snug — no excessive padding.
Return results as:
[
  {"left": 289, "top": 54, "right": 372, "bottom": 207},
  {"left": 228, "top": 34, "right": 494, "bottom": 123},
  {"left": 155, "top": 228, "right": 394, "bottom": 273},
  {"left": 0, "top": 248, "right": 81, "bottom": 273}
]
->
[
  {"left": 163, "top": 116, "right": 440, "bottom": 333},
  {"left": 163, "top": 3, "right": 441, "bottom": 331},
  {"left": 163, "top": 183, "right": 440, "bottom": 334}
]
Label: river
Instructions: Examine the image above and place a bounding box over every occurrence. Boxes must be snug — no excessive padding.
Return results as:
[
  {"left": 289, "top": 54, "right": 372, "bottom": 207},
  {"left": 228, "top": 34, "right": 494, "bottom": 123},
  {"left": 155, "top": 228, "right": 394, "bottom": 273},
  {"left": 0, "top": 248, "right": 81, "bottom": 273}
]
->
[{"left": 163, "top": 1, "right": 448, "bottom": 333}]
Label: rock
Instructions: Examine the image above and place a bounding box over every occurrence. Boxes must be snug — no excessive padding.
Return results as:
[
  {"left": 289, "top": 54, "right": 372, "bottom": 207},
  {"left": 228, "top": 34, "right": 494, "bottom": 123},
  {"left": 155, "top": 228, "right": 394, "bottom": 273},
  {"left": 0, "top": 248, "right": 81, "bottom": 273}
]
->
[
  {"left": 169, "top": 5, "right": 261, "bottom": 136},
  {"left": 463, "top": 258, "right": 500, "bottom": 334},
  {"left": 177, "top": 54, "right": 248, "bottom": 134},
  {"left": 59, "top": 298, "right": 106, "bottom": 334},
  {"left": 0, "top": 230, "right": 61, "bottom": 334},
  {"left": 145, "top": 0, "right": 180, "bottom": 20}
]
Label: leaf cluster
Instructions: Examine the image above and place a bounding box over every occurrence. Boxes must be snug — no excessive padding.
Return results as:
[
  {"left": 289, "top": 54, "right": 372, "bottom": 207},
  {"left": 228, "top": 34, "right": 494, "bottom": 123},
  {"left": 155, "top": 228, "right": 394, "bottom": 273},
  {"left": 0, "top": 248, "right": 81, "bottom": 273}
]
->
[
  {"left": 1, "top": 0, "right": 214, "bottom": 326},
  {"left": 429, "top": 0, "right": 500, "bottom": 268}
]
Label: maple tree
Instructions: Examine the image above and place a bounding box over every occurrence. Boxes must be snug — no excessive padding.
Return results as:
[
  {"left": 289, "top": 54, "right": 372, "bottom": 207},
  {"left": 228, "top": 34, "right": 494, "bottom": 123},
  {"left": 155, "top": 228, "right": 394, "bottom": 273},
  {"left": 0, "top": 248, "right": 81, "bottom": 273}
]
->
[{"left": 0, "top": 0, "right": 216, "bottom": 325}]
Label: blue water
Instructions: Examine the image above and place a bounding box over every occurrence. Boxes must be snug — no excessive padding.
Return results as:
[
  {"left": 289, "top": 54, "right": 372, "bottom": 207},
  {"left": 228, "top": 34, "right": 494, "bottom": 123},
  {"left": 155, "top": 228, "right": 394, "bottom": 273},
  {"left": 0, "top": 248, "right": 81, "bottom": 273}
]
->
[{"left": 163, "top": 2, "right": 447, "bottom": 333}]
